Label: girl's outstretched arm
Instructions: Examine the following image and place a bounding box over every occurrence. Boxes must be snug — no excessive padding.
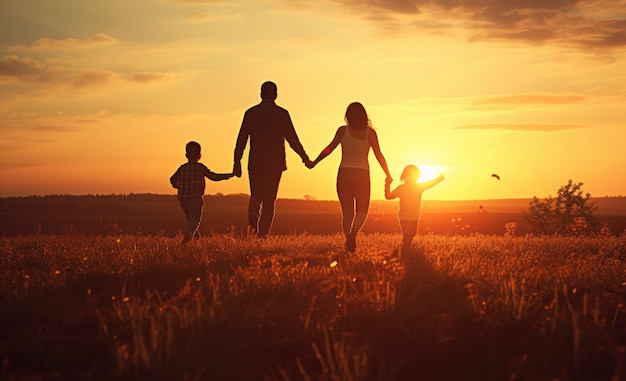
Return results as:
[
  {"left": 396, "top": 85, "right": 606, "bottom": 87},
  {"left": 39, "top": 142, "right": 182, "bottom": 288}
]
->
[
  {"left": 420, "top": 174, "right": 445, "bottom": 190},
  {"left": 369, "top": 129, "right": 392, "bottom": 183},
  {"left": 309, "top": 126, "right": 344, "bottom": 168}
]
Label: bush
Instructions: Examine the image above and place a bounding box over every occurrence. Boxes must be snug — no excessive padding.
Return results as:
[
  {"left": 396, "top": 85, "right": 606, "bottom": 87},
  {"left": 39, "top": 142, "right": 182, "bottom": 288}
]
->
[{"left": 523, "top": 180, "right": 599, "bottom": 236}]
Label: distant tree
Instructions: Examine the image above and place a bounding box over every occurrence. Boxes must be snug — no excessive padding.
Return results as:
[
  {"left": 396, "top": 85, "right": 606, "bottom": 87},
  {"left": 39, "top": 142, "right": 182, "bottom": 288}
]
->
[
  {"left": 303, "top": 194, "right": 316, "bottom": 201},
  {"left": 523, "top": 180, "right": 599, "bottom": 236}
]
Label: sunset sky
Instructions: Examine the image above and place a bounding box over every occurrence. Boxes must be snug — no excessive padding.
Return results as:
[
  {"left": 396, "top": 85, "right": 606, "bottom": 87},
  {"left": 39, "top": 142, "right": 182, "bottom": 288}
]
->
[{"left": 1, "top": 0, "right": 625, "bottom": 201}]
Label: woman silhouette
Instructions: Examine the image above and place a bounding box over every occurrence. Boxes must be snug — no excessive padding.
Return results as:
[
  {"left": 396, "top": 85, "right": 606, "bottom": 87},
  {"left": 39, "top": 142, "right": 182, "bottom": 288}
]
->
[{"left": 308, "top": 102, "right": 392, "bottom": 251}]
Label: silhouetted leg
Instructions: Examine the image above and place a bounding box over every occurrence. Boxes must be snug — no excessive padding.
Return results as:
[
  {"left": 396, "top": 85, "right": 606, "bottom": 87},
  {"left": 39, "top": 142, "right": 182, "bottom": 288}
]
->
[
  {"left": 247, "top": 198, "right": 261, "bottom": 235},
  {"left": 258, "top": 169, "right": 282, "bottom": 237},
  {"left": 337, "top": 168, "right": 369, "bottom": 251},
  {"left": 337, "top": 169, "right": 355, "bottom": 238},
  {"left": 352, "top": 172, "right": 370, "bottom": 235},
  {"left": 400, "top": 220, "right": 418, "bottom": 250},
  {"left": 351, "top": 169, "right": 370, "bottom": 251},
  {"left": 248, "top": 169, "right": 264, "bottom": 235},
  {"left": 181, "top": 196, "right": 204, "bottom": 243}
]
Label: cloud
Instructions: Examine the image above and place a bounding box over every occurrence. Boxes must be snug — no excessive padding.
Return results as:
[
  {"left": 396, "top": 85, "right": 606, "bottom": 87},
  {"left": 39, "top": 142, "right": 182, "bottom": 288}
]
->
[
  {"left": 127, "top": 72, "right": 171, "bottom": 84},
  {"left": 0, "top": 55, "right": 176, "bottom": 90},
  {"left": 162, "top": 0, "right": 242, "bottom": 23},
  {"left": 71, "top": 71, "right": 115, "bottom": 88},
  {"left": 0, "top": 55, "right": 46, "bottom": 78},
  {"left": 468, "top": 28, "right": 556, "bottom": 45},
  {"left": 183, "top": 12, "right": 243, "bottom": 23},
  {"left": 10, "top": 33, "right": 119, "bottom": 51},
  {"left": 0, "top": 143, "right": 19, "bottom": 152},
  {"left": 0, "top": 163, "right": 41, "bottom": 170},
  {"left": 469, "top": 93, "right": 586, "bottom": 108},
  {"left": 167, "top": 0, "right": 230, "bottom": 4},
  {"left": 0, "top": 55, "right": 68, "bottom": 85},
  {"left": 317, "top": 0, "right": 626, "bottom": 49},
  {"left": 453, "top": 123, "right": 587, "bottom": 132},
  {"left": 0, "top": 55, "right": 115, "bottom": 89},
  {"left": 30, "top": 124, "right": 78, "bottom": 132}
]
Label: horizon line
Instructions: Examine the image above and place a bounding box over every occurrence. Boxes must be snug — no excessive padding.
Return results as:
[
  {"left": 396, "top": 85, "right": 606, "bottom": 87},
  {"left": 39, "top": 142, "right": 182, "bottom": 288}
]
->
[{"left": 1, "top": 192, "right": 624, "bottom": 202}]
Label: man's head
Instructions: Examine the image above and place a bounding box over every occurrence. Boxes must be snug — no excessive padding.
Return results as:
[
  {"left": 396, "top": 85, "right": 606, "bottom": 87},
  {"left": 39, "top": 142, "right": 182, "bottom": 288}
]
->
[{"left": 260, "top": 81, "right": 278, "bottom": 100}]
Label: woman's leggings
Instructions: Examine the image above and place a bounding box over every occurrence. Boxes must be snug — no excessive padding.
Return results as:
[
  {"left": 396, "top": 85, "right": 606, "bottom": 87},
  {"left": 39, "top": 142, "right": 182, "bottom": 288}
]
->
[{"left": 336, "top": 168, "right": 370, "bottom": 236}]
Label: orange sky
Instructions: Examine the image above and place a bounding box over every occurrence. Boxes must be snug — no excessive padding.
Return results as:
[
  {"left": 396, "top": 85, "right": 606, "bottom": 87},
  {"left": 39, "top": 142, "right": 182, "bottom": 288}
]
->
[{"left": 1, "top": 0, "right": 625, "bottom": 201}]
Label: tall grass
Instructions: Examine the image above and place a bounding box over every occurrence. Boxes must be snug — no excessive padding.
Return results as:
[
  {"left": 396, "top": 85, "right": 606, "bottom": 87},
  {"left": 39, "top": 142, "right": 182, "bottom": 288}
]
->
[{"left": 1, "top": 233, "right": 625, "bottom": 380}]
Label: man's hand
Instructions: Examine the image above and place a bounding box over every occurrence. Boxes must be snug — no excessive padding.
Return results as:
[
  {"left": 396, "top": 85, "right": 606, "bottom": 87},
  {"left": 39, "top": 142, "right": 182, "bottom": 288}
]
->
[
  {"left": 305, "top": 159, "right": 315, "bottom": 169},
  {"left": 233, "top": 162, "right": 242, "bottom": 178}
]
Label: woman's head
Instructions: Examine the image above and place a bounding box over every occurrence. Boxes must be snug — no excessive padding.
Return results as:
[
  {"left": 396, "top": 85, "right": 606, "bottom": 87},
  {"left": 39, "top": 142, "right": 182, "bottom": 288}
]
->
[
  {"left": 345, "top": 102, "right": 371, "bottom": 130},
  {"left": 401, "top": 165, "right": 420, "bottom": 183}
]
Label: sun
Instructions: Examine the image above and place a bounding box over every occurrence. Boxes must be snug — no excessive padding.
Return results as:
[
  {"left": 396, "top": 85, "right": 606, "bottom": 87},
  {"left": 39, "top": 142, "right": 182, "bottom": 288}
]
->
[{"left": 415, "top": 165, "right": 445, "bottom": 182}]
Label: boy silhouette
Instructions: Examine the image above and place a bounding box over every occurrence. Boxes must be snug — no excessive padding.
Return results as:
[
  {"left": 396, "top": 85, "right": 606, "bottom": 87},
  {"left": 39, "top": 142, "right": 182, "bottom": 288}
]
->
[{"left": 171, "top": 141, "right": 234, "bottom": 243}]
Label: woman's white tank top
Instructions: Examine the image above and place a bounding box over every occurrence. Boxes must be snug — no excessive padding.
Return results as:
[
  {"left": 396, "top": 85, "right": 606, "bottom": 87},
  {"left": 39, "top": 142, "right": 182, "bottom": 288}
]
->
[{"left": 339, "top": 127, "right": 370, "bottom": 170}]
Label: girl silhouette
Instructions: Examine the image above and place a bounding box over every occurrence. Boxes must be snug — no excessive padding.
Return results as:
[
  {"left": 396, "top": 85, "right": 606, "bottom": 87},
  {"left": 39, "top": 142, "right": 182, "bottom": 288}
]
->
[{"left": 385, "top": 165, "right": 444, "bottom": 249}]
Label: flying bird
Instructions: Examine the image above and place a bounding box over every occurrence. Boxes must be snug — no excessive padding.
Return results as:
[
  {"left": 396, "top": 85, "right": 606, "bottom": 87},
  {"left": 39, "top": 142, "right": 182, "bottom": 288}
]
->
[{"left": 491, "top": 174, "right": 500, "bottom": 180}]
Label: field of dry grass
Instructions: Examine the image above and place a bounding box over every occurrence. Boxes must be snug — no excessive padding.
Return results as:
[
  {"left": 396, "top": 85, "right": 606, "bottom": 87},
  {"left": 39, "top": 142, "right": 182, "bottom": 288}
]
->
[{"left": 1, "top": 232, "right": 625, "bottom": 380}]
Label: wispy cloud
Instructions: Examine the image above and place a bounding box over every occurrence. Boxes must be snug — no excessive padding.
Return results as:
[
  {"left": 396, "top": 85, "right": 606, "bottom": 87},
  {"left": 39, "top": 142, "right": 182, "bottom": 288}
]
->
[
  {"left": 315, "top": 0, "right": 626, "bottom": 49},
  {"left": 0, "top": 55, "right": 178, "bottom": 90},
  {"left": 168, "top": 0, "right": 229, "bottom": 3},
  {"left": 0, "top": 55, "right": 49, "bottom": 80},
  {"left": 9, "top": 33, "right": 119, "bottom": 51},
  {"left": 469, "top": 93, "right": 586, "bottom": 108},
  {"left": 128, "top": 72, "right": 172, "bottom": 84},
  {"left": 0, "top": 163, "right": 41, "bottom": 170},
  {"left": 451, "top": 92, "right": 591, "bottom": 131},
  {"left": 0, "top": 55, "right": 113, "bottom": 88},
  {"left": 71, "top": 71, "right": 115, "bottom": 88},
  {"left": 30, "top": 124, "right": 78, "bottom": 132},
  {"left": 453, "top": 123, "right": 587, "bottom": 132},
  {"left": 183, "top": 12, "right": 243, "bottom": 23}
]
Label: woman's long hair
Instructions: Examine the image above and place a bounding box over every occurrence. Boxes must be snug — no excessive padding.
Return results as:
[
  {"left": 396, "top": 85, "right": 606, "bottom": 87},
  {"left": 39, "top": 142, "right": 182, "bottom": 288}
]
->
[{"left": 345, "top": 102, "right": 371, "bottom": 130}]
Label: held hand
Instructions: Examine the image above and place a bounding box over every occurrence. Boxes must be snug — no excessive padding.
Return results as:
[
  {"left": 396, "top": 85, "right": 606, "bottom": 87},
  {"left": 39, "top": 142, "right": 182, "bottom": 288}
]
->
[
  {"left": 233, "top": 162, "right": 242, "bottom": 178},
  {"left": 305, "top": 159, "right": 315, "bottom": 169},
  {"left": 385, "top": 176, "right": 393, "bottom": 186}
]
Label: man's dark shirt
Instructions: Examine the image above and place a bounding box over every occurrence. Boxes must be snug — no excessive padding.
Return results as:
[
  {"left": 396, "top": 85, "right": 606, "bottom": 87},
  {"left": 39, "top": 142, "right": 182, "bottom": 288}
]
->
[{"left": 234, "top": 100, "right": 307, "bottom": 172}]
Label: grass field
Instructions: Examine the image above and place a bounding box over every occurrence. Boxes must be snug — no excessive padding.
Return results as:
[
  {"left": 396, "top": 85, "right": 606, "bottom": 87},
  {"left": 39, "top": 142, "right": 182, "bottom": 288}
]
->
[{"left": 1, "top": 232, "right": 625, "bottom": 380}]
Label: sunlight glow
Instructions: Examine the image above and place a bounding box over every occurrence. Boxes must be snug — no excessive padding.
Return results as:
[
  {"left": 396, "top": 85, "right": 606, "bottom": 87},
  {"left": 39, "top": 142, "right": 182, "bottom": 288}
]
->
[{"left": 414, "top": 165, "right": 446, "bottom": 182}]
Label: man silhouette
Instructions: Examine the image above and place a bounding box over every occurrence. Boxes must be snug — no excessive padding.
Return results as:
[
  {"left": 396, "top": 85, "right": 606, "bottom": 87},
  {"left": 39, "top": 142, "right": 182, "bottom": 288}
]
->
[{"left": 233, "top": 81, "right": 311, "bottom": 237}]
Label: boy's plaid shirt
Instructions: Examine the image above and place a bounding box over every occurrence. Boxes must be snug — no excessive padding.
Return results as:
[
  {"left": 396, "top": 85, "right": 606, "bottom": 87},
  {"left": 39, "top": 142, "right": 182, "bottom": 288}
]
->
[{"left": 170, "top": 162, "right": 215, "bottom": 200}]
